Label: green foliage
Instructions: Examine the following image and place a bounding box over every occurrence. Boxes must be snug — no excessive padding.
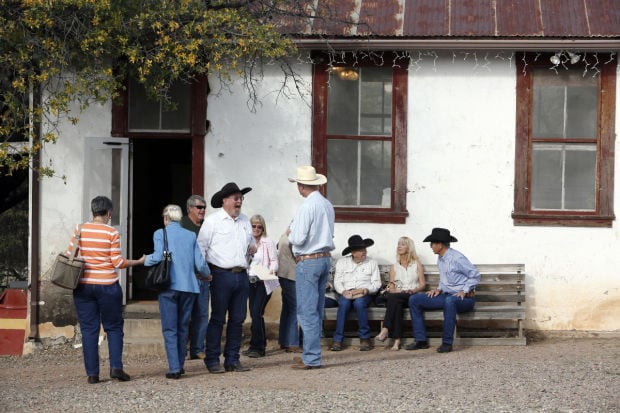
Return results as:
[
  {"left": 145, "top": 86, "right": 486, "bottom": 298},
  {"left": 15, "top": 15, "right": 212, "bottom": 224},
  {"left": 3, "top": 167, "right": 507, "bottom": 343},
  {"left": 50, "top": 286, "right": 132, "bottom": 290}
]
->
[{"left": 0, "top": 0, "right": 301, "bottom": 175}]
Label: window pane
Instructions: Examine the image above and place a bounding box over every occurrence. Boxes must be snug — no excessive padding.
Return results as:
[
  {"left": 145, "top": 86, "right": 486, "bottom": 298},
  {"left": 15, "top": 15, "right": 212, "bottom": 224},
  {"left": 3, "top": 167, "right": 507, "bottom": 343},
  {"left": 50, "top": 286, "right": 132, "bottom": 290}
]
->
[
  {"left": 326, "top": 140, "right": 357, "bottom": 205},
  {"left": 128, "top": 78, "right": 160, "bottom": 130},
  {"left": 531, "top": 144, "right": 563, "bottom": 209},
  {"left": 326, "top": 139, "right": 391, "bottom": 207},
  {"left": 327, "top": 67, "right": 392, "bottom": 136},
  {"left": 532, "top": 69, "right": 598, "bottom": 139},
  {"left": 565, "top": 146, "right": 596, "bottom": 210},
  {"left": 531, "top": 143, "right": 596, "bottom": 211},
  {"left": 532, "top": 86, "right": 565, "bottom": 138},
  {"left": 326, "top": 70, "right": 359, "bottom": 135},
  {"left": 566, "top": 86, "right": 597, "bottom": 138},
  {"left": 360, "top": 140, "right": 391, "bottom": 206},
  {"left": 162, "top": 82, "right": 191, "bottom": 131},
  {"left": 128, "top": 78, "right": 191, "bottom": 132}
]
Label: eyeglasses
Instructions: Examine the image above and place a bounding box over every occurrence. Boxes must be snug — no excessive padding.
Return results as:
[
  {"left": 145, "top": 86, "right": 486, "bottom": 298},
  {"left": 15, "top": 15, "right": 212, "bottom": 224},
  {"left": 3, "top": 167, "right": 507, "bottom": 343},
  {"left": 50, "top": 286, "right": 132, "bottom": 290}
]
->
[
  {"left": 252, "top": 224, "right": 263, "bottom": 229},
  {"left": 193, "top": 205, "right": 206, "bottom": 210}
]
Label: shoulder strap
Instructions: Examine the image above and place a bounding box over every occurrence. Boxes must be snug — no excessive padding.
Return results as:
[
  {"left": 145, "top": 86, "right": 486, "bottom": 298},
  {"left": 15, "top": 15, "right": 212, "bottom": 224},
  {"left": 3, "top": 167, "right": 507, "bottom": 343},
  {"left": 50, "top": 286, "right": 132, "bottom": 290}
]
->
[
  {"left": 71, "top": 224, "right": 83, "bottom": 259},
  {"left": 162, "top": 227, "right": 168, "bottom": 252}
]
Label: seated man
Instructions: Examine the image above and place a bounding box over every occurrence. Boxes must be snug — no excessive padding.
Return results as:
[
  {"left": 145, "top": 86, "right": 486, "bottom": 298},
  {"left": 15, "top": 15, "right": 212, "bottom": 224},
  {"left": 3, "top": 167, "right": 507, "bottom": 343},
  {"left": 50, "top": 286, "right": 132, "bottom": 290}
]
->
[
  {"left": 407, "top": 228, "right": 480, "bottom": 353},
  {"left": 330, "top": 235, "right": 382, "bottom": 352}
]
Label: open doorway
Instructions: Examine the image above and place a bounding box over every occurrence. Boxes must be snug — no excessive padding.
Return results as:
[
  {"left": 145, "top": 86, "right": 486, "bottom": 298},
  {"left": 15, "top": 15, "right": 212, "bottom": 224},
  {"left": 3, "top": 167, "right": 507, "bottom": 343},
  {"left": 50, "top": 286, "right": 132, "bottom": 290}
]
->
[{"left": 130, "top": 138, "right": 192, "bottom": 300}]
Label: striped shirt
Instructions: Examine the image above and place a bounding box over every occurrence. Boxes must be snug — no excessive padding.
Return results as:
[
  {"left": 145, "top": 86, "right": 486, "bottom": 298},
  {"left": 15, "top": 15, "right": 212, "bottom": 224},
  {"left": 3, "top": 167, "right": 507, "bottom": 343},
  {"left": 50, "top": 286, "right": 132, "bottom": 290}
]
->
[{"left": 66, "top": 222, "right": 128, "bottom": 285}]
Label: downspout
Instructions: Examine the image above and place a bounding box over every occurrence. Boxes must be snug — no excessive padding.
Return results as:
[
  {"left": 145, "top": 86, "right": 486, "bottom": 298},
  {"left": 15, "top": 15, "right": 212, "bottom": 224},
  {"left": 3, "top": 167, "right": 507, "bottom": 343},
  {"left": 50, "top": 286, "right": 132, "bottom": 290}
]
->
[{"left": 28, "top": 82, "right": 41, "bottom": 341}]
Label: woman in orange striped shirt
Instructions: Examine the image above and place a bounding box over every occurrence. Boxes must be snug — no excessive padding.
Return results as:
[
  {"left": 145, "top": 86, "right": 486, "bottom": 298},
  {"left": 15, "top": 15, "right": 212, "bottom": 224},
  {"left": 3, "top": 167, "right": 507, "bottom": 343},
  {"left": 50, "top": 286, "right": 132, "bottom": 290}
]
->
[{"left": 67, "top": 196, "right": 145, "bottom": 384}]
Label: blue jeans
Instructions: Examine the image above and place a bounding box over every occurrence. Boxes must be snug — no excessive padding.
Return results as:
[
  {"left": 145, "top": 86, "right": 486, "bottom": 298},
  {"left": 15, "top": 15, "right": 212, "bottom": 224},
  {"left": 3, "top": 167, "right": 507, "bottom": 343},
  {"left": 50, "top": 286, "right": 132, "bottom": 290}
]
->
[
  {"left": 189, "top": 279, "right": 210, "bottom": 357},
  {"left": 205, "top": 269, "right": 249, "bottom": 368},
  {"left": 278, "top": 277, "right": 299, "bottom": 348},
  {"left": 408, "top": 292, "right": 476, "bottom": 345},
  {"left": 248, "top": 280, "right": 272, "bottom": 353},
  {"left": 73, "top": 282, "right": 124, "bottom": 376},
  {"left": 295, "top": 256, "right": 330, "bottom": 367},
  {"left": 333, "top": 294, "right": 374, "bottom": 342},
  {"left": 159, "top": 289, "right": 196, "bottom": 373}
]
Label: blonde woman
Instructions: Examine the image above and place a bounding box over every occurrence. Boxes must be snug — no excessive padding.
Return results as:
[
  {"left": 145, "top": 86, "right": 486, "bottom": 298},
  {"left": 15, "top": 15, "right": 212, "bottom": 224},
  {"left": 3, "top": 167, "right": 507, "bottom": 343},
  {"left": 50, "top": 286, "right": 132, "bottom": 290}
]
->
[
  {"left": 243, "top": 214, "right": 279, "bottom": 358},
  {"left": 375, "top": 237, "right": 425, "bottom": 350}
]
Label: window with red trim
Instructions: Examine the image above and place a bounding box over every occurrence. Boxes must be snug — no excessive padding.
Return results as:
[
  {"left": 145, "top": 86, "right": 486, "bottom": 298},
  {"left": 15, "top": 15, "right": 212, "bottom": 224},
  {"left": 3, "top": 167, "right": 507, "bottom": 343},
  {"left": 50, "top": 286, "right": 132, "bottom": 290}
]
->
[
  {"left": 312, "top": 53, "right": 409, "bottom": 223},
  {"left": 513, "top": 53, "right": 616, "bottom": 227}
]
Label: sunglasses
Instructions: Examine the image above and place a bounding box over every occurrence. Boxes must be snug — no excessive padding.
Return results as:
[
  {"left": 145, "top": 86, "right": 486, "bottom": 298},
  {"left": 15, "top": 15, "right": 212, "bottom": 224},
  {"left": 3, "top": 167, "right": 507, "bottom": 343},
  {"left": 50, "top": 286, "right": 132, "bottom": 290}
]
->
[
  {"left": 193, "top": 205, "right": 206, "bottom": 210},
  {"left": 252, "top": 224, "right": 263, "bottom": 229}
]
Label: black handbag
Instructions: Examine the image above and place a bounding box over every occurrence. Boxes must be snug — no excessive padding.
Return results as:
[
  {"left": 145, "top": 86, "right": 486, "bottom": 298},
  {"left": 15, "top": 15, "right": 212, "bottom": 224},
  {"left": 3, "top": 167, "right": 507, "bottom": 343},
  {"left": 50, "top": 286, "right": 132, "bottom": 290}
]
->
[
  {"left": 144, "top": 227, "right": 171, "bottom": 291},
  {"left": 51, "top": 225, "right": 85, "bottom": 289}
]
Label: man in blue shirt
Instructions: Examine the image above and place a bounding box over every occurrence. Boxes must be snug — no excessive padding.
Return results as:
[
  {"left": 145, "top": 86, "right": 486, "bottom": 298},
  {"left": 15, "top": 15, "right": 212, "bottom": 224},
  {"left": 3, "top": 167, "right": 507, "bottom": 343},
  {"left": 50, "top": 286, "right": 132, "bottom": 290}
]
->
[
  {"left": 288, "top": 165, "right": 335, "bottom": 369},
  {"left": 407, "top": 228, "right": 480, "bottom": 353}
]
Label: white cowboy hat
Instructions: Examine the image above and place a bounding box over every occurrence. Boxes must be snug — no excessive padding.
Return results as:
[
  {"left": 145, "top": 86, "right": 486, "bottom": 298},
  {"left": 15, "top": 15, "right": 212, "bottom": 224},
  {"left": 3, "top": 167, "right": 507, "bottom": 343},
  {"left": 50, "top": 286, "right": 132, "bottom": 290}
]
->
[{"left": 288, "top": 165, "right": 327, "bottom": 185}]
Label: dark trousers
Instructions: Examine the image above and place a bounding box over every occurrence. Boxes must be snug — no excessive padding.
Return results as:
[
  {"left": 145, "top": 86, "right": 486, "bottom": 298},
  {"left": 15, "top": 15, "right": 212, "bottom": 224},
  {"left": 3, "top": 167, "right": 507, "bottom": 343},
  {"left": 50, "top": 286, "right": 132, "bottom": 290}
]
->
[
  {"left": 382, "top": 292, "right": 410, "bottom": 339},
  {"left": 248, "top": 280, "right": 272, "bottom": 353},
  {"left": 205, "top": 269, "right": 249, "bottom": 368}
]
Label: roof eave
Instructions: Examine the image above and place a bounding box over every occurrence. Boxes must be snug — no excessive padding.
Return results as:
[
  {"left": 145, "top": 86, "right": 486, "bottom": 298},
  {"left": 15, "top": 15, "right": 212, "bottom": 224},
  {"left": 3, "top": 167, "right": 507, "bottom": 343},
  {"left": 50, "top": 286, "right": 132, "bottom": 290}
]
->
[{"left": 293, "top": 38, "right": 620, "bottom": 52}]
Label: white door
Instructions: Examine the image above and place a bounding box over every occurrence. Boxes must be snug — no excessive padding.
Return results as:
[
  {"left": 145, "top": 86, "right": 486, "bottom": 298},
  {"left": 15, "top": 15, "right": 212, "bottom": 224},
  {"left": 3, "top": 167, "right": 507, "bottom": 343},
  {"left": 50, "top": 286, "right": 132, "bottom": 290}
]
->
[{"left": 82, "top": 137, "right": 131, "bottom": 303}]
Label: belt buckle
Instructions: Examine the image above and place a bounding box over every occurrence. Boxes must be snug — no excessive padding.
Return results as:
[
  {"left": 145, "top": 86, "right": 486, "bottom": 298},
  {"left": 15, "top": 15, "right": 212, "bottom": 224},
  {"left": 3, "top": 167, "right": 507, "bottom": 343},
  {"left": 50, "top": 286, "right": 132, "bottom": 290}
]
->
[{"left": 231, "top": 266, "right": 244, "bottom": 273}]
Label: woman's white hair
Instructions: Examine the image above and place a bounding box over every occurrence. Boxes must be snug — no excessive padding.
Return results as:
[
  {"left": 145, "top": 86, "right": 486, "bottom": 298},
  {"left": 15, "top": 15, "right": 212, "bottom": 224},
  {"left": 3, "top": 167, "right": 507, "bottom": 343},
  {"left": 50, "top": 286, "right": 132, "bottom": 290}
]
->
[{"left": 163, "top": 204, "right": 183, "bottom": 222}]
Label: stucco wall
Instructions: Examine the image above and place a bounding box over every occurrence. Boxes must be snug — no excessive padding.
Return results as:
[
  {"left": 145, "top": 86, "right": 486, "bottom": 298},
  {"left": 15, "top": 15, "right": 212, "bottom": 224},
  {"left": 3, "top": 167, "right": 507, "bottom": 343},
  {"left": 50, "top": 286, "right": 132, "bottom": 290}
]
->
[
  {"left": 205, "top": 52, "right": 620, "bottom": 332},
  {"left": 32, "top": 52, "right": 619, "bottom": 338}
]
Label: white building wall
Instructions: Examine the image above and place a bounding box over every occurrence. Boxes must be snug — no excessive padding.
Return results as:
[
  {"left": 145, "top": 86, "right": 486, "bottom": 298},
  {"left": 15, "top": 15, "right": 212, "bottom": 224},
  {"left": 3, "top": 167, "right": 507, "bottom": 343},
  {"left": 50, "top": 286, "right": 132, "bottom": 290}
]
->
[
  {"left": 38, "top": 100, "right": 113, "bottom": 273},
  {"left": 205, "top": 52, "right": 620, "bottom": 332}
]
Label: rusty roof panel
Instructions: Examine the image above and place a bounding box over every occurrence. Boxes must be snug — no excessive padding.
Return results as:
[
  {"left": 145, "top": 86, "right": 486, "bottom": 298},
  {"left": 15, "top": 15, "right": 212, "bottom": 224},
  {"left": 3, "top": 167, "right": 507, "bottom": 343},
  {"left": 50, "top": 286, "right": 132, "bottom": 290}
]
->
[
  {"left": 311, "top": 0, "right": 358, "bottom": 36},
  {"left": 403, "top": 0, "right": 449, "bottom": 36},
  {"left": 358, "top": 0, "right": 404, "bottom": 36},
  {"left": 284, "top": 0, "right": 620, "bottom": 38},
  {"left": 540, "top": 0, "right": 590, "bottom": 36},
  {"left": 450, "top": 0, "right": 495, "bottom": 36},
  {"left": 496, "top": 0, "right": 543, "bottom": 36},
  {"left": 586, "top": 0, "right": 620, "bottom": 36}
]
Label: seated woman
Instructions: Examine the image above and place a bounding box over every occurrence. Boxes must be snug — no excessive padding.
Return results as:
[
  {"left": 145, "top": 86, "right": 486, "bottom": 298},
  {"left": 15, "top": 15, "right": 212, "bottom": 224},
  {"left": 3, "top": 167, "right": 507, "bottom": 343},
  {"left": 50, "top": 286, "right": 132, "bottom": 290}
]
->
[
  {"left": 375, "top": 236, "right": 426, "bottom": 350},
  {"left": 330, "top": 235, "right": 382, "bottom": 352}
]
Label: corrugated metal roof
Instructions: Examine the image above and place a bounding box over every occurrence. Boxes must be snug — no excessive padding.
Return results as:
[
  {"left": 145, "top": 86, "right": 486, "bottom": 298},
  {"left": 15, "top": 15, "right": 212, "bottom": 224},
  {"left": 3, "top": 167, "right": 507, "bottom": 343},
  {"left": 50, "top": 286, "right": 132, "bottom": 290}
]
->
[{"left": 283, "top": 0, "right": 620, "bottom": 38}]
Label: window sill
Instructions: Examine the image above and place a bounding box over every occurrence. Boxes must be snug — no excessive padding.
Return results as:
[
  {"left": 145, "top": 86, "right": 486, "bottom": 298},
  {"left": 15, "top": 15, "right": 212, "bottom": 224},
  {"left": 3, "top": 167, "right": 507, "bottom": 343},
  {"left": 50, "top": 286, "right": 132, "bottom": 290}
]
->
[
  {"left": 512, "top": 213, "right": 615, "bottom": 227},
  {"left": 335, "top": 208, "right": 409, "bottom": 224}
]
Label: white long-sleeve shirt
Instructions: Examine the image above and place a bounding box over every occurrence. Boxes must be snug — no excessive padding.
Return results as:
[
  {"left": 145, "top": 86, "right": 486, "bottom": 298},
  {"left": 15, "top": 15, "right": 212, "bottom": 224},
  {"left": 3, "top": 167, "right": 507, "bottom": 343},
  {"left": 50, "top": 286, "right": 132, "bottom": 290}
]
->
[{"left": 334, "top": 256, "right": 382, "bottom": 294}]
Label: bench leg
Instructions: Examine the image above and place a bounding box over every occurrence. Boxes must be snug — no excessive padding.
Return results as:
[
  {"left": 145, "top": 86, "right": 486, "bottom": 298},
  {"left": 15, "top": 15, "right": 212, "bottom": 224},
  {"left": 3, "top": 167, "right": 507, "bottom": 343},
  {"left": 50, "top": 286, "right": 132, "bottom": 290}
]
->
[{"left": 517, "top": 319, "right": 523, "bottom": 338}]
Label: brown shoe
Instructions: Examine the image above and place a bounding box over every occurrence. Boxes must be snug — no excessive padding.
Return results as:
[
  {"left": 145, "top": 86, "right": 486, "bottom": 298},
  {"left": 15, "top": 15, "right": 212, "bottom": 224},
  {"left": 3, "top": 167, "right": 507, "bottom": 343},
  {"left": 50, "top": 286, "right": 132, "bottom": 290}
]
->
[
  {"left": 359, "top": 339, "right": 372, "bottom": 351},
  {"left": 285, "top": 346, "right": 303, "bottom": 353},
  {"left": 291, "top": 357, "right": 321, "bottom": 370},
  {"left": 329, "top": 341, "right": 343, "bottom": 351}
]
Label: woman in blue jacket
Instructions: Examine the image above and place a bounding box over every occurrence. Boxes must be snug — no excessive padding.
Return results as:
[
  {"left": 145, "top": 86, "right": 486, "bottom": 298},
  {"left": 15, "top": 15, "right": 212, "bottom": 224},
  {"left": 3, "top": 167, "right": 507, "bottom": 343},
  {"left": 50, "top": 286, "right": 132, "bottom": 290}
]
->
[{"left": 145, "top": 204, "right": 210, "bottom": 379}]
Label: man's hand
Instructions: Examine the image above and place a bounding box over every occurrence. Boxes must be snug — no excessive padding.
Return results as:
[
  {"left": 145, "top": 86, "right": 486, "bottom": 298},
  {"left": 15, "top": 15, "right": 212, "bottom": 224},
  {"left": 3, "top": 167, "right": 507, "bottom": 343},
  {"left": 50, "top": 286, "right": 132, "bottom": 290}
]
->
[
  {"left": 426, "top": 289, "right": 441, "bottom": 298},
  {"left": 454, "top": 291, "right": 466, "bottom": 300}
]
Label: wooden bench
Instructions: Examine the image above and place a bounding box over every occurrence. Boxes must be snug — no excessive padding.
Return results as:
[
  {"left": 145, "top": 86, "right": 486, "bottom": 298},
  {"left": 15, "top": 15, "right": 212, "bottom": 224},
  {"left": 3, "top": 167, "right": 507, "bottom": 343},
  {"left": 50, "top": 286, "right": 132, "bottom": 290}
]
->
[{"left": 323, "top": 263, "right": 526, "bottom": 346}]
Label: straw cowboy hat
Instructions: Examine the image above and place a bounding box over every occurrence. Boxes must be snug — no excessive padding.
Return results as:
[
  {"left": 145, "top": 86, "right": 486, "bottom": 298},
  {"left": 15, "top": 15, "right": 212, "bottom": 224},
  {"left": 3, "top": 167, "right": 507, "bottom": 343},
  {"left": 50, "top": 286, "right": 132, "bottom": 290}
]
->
[
  {"left": 210, "top": 182, "right": 252, "bottom": 208},
  {"left": 342, "top": 235, "right": 375, "bottom": 256},
  {"left": 422, "top": 227, "right": 458, "bottom": 243},
  {"left": 288, "top": 165, "right": 327, "bottom": 185}
]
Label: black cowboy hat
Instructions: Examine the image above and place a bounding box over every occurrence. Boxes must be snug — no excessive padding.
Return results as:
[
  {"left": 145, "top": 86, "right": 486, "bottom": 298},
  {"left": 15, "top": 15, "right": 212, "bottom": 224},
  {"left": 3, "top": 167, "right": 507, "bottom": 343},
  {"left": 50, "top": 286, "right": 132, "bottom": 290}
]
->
[
  {"left": 342, "top": 235, "right": 375, "bottom": 256},
  {"left": 210, "top": 182, "right": 252, "bottom": 208},
  {"left": 423, "top": 227, "right": 458, "bottom": 243}
]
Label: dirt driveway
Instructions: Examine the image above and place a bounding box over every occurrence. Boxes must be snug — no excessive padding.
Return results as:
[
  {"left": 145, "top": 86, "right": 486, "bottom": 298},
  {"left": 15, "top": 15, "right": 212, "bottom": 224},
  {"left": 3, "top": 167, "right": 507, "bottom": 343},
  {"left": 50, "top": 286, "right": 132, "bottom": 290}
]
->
[{"left": 1, "top": 335, "right": 618, "bottom": 412}]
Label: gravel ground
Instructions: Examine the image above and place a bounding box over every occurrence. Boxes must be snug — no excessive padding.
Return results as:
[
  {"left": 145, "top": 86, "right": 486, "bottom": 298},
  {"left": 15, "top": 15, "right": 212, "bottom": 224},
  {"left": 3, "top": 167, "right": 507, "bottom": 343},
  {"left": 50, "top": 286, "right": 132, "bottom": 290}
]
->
[{"left": 1, "top": 336, "right": 618, "bottom": 412}]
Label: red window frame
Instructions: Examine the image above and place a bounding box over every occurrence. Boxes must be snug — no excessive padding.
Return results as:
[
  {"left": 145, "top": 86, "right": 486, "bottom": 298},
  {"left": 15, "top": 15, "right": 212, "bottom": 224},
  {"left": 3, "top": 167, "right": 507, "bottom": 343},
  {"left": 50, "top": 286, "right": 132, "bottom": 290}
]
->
[
  {"left": 311, "top": 53, "right": 409, "bottom": 223},
  {"left": 512, "top": 53, "right": 616, "bottom": 227}
]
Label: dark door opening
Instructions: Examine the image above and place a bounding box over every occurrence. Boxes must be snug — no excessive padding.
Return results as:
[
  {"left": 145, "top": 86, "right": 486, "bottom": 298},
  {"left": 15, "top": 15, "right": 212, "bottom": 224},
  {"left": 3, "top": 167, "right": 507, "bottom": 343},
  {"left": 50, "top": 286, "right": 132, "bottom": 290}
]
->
[{"left": 130, "top": 138, "right": 191, "bottom": 300}]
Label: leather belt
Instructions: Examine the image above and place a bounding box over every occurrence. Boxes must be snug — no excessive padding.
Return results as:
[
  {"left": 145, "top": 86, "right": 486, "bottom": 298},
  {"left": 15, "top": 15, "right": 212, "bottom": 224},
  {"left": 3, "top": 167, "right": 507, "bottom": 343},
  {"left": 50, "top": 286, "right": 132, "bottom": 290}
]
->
[
  {"left": 208, "top": 263, "right": 246, "bottom": 273},
  {"left": 295, "top": 252, "right": 331, "bottom": 263}
]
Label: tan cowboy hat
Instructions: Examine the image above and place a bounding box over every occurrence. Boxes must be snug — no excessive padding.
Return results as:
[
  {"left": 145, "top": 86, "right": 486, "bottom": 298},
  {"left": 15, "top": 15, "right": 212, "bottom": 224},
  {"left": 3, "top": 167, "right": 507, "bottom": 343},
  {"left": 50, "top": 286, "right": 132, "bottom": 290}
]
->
[{"left": 288, "top": 165, "right": 327, "bottom": 185}]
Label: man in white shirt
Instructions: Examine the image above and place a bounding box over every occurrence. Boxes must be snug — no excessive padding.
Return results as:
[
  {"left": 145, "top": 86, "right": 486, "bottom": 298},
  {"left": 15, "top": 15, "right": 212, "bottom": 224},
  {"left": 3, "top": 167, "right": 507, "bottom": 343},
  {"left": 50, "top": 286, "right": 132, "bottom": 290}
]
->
[
  {"left": 331, "top": 235, "right": 382, "bottom": 352},
  {"left": 287, "top": 166, "right": 335, "bottom": 369},
  {"left": 197, "top": 183, "right": 256, "bottom": 373}
]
